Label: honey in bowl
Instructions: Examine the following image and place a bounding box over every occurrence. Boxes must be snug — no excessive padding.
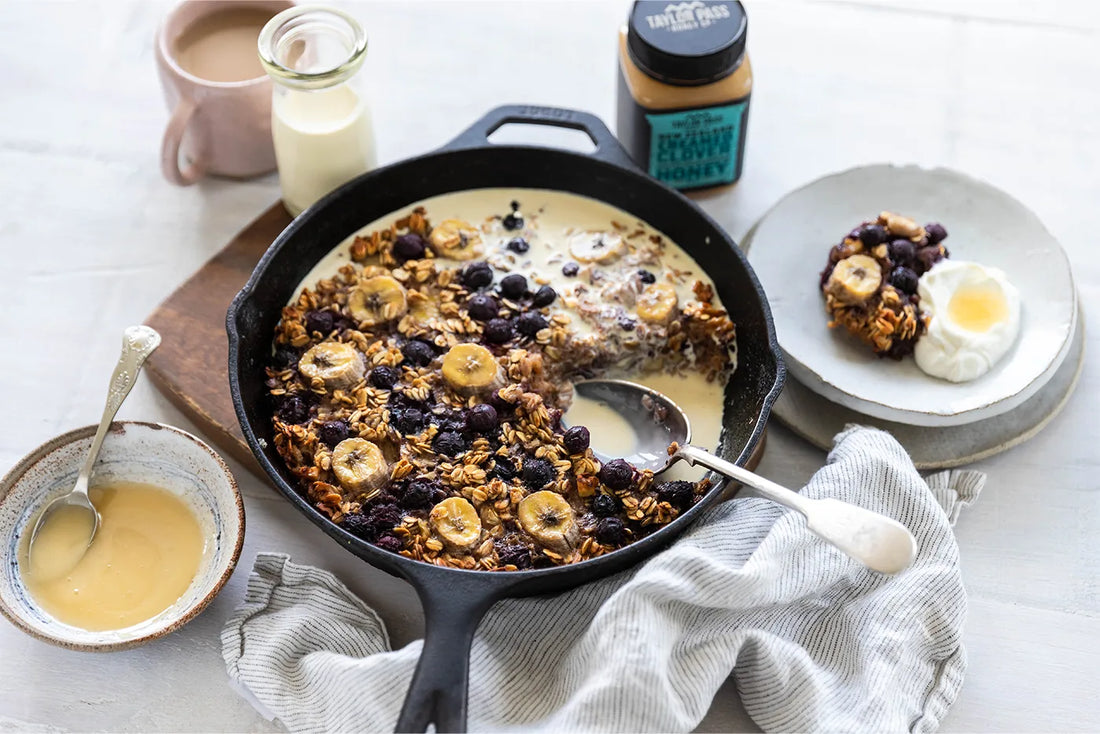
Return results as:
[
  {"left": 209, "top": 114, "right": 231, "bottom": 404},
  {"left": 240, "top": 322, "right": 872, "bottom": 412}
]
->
[{"left": 21, "top": 482, "right": 205, "bottom": 631}]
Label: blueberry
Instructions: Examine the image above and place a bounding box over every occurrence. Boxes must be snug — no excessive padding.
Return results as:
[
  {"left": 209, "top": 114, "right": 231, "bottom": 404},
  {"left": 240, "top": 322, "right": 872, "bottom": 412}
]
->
[
  {"left": 562, "top": 262, "right": 580, "bottom": 277},
  {"left": 333, "top": 315, "right": 357, "bottom": 332},
  {"left": 594, "top": 517, "right": 626, "bottom": 545},
  {"left": 889, "top": 266, "right": 920, "bottom": 295},
  {"left": 598, "top": 459, "right": 633, "bottom": 490},
  {"left": 859, "top": 224, "right": 888, "bottom": 247},
  {"left": 637, "top": 269, "right": 656, "bottom": 284},
  {"left": 393, "top": 233, "right": 427, "bottom": 262},
  {"left": 388, "top": 390, "right": 421, "bottom": 410},
  {"left": 562, "top": 425, "right": 590, "bottom": 454},
  {"left": 466, "top": 404, "right": 499, "bottom": 433},
  {"left": 492, "top": 455, "right": 516, "bottom": 481},
  {"left": 591, "top": 493, "right": 618, "bottom": 517},
  {"left": 272, "top": 346, "right": 300, "bottom": 370},
  {"left": 276, "top": 395, "right": 310, "bottom": 424},
  {"left": 507, "top": 237, "right": 530, "bottom": 254},
  {"left": 502, "top": 203, "right": 523, "bottom": 231},
  {"left": 483, "top": 318, "right": 514, "bottom": 344},
  {"left": 375, "top": 534, "right": 404, "bottom": 553},
  {"left": 467, "top": 294, "right": 499, "bottom": 322},
  {"left": 515, "top": 311, "right": 548, "bottom": 337},
  {"left": 399, "top": 478, "right": 438, "bottom": 510},
  {"left": 916, "top": 247, "right": 944, "bottom": 274},
  {"left": 434, "top": 431, "right": 467, "bottom": 456},
  {"left": 367, "top": 502, "right": 404, "bottom": 528},
  {"left": 522, "top": 458, "right": 555, "bottom": 489},
  {"left": 402, "top": 340, "right": 435, "bottom": 367},
  {"left": 887, "top": 239, "right": 916, "bottom": 266},
  {"left": 304, "top": 310, "right": 336, "bottom": 335},
  {"left": 531, "top": 286, "right": 557, "bottom": 308},
  {"left": 618, "top": 317, "right": 637, "bottom": 332},
  {"left": 655, "top": 480, "right": 695, "bottom": 510},
  {"left": 499, "top": 273, "right": 528, "bottom": 300},
  {"left": 317, "top": 419, "right": 350, "bottom": 448},
  {"left": 489, "top": 390, "right": 515, "bottom": 415},
  {"left": 925, "top": 222, "right": 948, "bottom": 244},
  {"left": 342, "top": 513, "right": 375, "bottom": 540},
  {"left": 344, "top": 502, "right": 404, "bottom": 542},
  {"left": 461, "top": 262, "right": 494, "bottom": 289},
  {"left": 496, "top": 542, "right": 531, "bottom": 569},
  {"left": 391, "top": 407, "right": 425, "bottom": 435},
  {"left": 437, "top": 411, "right": 467, "bottom": 432},
  {"left": 369, "top": 365, "right": 400, "bottom": 390}
]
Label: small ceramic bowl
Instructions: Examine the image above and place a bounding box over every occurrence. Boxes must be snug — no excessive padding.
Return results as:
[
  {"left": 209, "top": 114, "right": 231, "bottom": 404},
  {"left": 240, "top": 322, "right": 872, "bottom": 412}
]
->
[{"left": 0, "top": 421, "right": 244, "bottom": 650}]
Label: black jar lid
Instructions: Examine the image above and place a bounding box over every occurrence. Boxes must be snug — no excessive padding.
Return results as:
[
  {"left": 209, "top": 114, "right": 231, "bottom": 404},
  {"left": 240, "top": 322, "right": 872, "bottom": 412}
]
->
[{"left": 626, "top": 0, "right": 748, "bottom": 86}]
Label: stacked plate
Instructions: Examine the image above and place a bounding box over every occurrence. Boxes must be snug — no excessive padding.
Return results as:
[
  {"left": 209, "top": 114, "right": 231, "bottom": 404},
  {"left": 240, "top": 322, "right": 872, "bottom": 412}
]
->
[{"left": 745, "top": 165, "right": 1083, "bottom": 468}]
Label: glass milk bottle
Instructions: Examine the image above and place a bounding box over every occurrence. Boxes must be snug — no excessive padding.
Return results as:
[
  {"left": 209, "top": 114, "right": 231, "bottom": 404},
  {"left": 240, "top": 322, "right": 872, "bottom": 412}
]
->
[{"left": 258, "top": 6, "right": 376, "bottom": 216}]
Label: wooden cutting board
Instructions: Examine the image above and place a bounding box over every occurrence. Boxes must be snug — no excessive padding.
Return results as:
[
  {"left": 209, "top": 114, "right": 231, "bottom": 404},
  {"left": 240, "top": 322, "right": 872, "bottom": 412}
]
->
[
  {"left": 145, "top": 203, "right": 293, "bottom": 474},
  {"left": 144, "top": 202, "right": 766, "bottom": 480}
]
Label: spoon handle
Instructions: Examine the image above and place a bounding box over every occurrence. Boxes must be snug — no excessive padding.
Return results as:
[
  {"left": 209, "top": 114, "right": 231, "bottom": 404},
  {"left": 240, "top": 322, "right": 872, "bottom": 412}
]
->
[
  {"left": 674, "top": 444, "right": 813, "bottom": 514},
  {"left": 673, "top": 444, "right": 917, "bottom": 574},
  {"left": 72, "top": 326, "right": 161, "bottom": 498}
]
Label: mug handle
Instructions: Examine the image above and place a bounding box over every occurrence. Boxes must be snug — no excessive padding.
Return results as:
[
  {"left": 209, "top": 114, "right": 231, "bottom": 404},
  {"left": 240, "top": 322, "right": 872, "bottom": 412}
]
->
[{"left": 161, "top": 98, "right": 205, "bottom": 186}]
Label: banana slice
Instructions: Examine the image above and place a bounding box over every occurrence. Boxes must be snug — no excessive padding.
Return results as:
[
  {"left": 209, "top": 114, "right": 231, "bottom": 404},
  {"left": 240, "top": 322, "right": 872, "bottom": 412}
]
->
[
  {"left": 517, "top": 490, "right": 578, "bottom": 553},
  {"left": 331, "top": 438, "right": 388, "bottom": 498},
  {"left": 299, "top": 342, "right": 365, "bottom": 390},
  {"left": 568, "top": 231, "right": 624, "bottom": 264},
  {"left": 441, "top": 343, "right": 503, "bottom": 396},
  {"left": 428, "top": 219, "right": 484, "bottom": 261},
  {"left": 348, "top": 276, "right": 409, "bottom": 327},
  {"left": 825, "top": 254, "right": 882, "bottom": 305},
  {"left": 636, "top": 282, "right": 679, "bottom": 324},
  {"left": 429, "top": 497, "right": 482, "bottom": 551}
]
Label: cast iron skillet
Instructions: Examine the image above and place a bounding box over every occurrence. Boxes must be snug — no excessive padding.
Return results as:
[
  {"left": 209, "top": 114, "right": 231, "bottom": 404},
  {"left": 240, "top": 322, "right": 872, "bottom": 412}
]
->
[{"left": 227, "top": 105, "right": 784, "bottom": 732}]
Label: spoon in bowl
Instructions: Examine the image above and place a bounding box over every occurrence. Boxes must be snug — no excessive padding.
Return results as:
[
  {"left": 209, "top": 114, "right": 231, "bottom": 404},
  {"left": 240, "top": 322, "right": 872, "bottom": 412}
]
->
[
  {"left": 570, "top": 379, "right": 918, "bottom": 575},
  {"left": 28, "top": 326, "right": 161, "bottom": 571}
]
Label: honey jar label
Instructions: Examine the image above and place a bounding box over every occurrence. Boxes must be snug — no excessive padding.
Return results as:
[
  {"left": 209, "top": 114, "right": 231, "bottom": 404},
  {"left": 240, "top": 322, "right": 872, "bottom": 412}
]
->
[{"left": 643, "top": 100, "right": 748, "bottom": 189}]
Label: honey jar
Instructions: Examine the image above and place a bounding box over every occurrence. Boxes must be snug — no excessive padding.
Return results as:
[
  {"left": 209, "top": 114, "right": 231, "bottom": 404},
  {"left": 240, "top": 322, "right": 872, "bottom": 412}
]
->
[{"left": 616, "top": 0, "right": 752, "bottom": 190}]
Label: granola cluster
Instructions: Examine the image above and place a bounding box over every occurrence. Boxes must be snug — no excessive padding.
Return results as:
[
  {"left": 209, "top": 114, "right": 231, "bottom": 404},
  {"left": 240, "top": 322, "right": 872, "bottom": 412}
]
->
[
  {"left": 267, "top": 204, "right": 734, "bottom": 571},
  {"left": 819, "top": 211, "right": 950, "bottom": 359}
]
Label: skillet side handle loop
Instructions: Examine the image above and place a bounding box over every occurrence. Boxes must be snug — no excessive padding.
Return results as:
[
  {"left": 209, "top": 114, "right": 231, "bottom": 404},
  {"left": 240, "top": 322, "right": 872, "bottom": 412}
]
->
[
  {"left": 395, "top": 578, "right": 500, "bottom": 733},
  {"left": 440, "top": 104, "right": 642, "bottom": 172}
]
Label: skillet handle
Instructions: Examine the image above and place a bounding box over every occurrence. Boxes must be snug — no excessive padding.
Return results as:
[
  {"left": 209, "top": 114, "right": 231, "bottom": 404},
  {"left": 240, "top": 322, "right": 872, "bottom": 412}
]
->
[
  {"left": 394, "top": 574, "right": 502, "bottom": 733},
  {"left": 441, "top": 104, "right": 642, "bottom": 172}
]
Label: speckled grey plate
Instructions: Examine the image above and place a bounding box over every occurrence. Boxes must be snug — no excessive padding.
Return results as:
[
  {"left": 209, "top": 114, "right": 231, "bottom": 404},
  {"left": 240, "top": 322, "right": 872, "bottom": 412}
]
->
[
  {"left": 0, "top": 421, "right": 244, "bottom": 650},
  {"left": 771, "top": 303, "right": 1085, "bottom": 468},
  {"left": 745, "top": 164, "right": 1077, "bottom": 427}
]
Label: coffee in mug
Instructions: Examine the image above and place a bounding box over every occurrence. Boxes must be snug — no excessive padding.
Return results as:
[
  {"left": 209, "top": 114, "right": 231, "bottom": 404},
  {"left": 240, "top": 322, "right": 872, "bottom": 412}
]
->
[{"left": 155, "top": 1, "right": 292, "bottom": 185}]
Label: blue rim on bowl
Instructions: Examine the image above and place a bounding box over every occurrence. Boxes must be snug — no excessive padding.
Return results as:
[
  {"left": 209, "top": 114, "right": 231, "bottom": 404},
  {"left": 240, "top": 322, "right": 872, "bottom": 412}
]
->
[{"left": 0, "top": 421, "right": 244, "bottom": 651}]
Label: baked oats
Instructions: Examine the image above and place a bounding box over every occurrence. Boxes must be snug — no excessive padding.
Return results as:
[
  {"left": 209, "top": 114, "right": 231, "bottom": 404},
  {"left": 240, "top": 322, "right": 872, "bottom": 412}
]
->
[
  {"left": 267, "top": 199, "right": 736, "bottom": 571},
  {"left": 819, "top": 211, "right": 949, "bottom": 358}
]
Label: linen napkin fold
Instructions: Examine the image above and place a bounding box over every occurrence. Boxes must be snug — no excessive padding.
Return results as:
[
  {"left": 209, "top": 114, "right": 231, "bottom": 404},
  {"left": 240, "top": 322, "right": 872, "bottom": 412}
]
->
[{"left": 222, "top": 426, "right": 984, "bottom": 733}]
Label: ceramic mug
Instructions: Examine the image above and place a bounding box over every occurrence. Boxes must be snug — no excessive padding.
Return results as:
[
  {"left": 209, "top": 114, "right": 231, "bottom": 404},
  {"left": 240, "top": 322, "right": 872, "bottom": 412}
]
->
[{"left": 155, "top": 0, "right": 291, "bottom": 185}]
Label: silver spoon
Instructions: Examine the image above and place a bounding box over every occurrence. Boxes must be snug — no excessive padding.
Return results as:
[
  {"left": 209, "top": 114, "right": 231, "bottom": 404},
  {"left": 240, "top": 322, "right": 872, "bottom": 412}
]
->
[
  {"left": 29, "top": 325, "right": 161, "bottom": 559},
  {"left": 571, "top": 380, "right": 918, "bottom": 575}
]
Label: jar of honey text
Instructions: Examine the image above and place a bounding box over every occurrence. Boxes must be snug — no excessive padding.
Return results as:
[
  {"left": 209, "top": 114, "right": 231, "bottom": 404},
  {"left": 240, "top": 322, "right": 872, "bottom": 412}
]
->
[{"left": 616, "top": 0, "right": 751, "bottom": 191}]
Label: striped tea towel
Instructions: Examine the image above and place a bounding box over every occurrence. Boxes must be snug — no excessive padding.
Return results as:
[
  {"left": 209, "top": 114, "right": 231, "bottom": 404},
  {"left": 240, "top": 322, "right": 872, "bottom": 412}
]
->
[{"left": 222, "top": 426, "right": 984, "bottom": 733}]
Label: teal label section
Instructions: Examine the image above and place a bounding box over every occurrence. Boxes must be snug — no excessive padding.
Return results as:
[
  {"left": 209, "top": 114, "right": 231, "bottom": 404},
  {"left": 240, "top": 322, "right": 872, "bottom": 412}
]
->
[{"left": 645, "top": 102, "right": 747, "bottom": 188}]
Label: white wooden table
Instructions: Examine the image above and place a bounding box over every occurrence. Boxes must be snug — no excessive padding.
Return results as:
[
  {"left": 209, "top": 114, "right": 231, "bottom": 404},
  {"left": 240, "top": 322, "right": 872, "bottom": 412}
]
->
[{"left": 2, "top": 1, "right": 1097, "bottom": 731}]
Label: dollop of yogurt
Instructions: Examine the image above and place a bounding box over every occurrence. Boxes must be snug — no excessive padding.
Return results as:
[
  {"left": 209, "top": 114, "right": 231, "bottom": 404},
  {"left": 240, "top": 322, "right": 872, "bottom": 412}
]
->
[{"left": 914, "top": 260, "right": 1021, "bottom": 382}]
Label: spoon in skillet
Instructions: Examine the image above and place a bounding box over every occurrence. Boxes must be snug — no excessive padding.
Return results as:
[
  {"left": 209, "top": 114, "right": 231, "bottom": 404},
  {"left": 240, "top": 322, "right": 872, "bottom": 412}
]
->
[{"left": 570, "top": 379, "right": 918, "bottom": 575}]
